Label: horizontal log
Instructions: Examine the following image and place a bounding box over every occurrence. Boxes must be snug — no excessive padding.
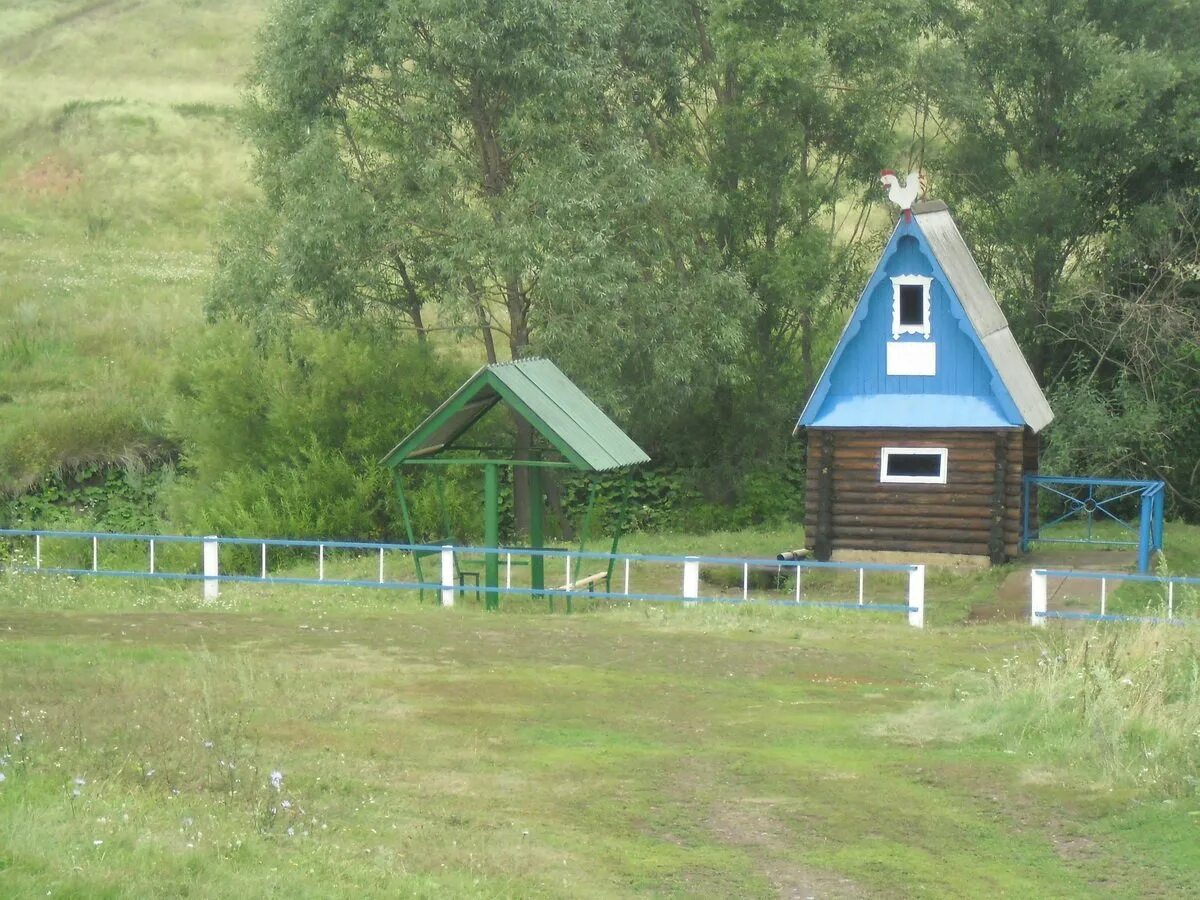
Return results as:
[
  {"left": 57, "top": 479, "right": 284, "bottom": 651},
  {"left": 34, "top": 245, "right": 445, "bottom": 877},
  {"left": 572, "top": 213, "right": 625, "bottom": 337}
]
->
[
  {"left": 822, "top": 505, "right": 1025, "bottom": 526},
  {"left": 832, "top": 524, "right": 998, "bottom": 542},
  {"left": 831, "top": 512, "right": 1006, "bottom": 531},
  {"left": 829, "top": 474, "right": 1022, "bottom": 490},
  {"left": 830, "top": 536, "right": 992, "bottom": 555},
  {"left": 834, "top": 524, "right": 996, "bottom": 541},
  {"left": 822, "top": 490, "right": 1009, "bottom": 508}
]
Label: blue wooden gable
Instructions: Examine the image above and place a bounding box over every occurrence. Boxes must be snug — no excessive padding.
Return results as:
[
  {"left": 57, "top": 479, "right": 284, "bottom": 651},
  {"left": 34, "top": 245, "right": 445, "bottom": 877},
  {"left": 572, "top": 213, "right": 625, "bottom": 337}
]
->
[{"left": 797, "top": 204, "right": 1046, "bottom": 430}]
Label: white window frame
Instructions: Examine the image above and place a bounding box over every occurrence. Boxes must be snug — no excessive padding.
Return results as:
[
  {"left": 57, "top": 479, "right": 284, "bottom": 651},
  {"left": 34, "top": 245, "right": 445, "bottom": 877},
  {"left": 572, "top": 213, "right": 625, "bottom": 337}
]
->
[
  {"left": 891, "top": 275, "right": 933, "bottom": 339},
  {"left": 880, "top": 447, "right": 948, "bottom": 485}
]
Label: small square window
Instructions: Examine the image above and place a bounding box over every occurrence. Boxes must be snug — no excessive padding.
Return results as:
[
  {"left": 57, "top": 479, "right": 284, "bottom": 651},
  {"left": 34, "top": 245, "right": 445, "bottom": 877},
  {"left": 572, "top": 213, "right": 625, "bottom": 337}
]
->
[
  {"left": 891, "top": 275, "right": 933, "bottom": 338},
  {"left": 880, "top": 447, "right": 948, "bottom": 484}
]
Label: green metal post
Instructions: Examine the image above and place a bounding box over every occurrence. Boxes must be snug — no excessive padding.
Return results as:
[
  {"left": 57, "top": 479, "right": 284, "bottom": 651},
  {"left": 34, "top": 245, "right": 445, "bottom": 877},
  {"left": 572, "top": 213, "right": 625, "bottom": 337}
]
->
[
  {"left": 604, "top": 470, "right": 635, "bottom": 589},
  {"left": 393, "top": 473, "right": 426, "bottom": 603},
  {"left": 483, "top": 462, "right": 499, "bottom": 609},
  {"left": 528, "top": 465, "right": 545, "bottom": 594},
  {"left": 575, "top": 479, "right": 598, "bottom": 583}
]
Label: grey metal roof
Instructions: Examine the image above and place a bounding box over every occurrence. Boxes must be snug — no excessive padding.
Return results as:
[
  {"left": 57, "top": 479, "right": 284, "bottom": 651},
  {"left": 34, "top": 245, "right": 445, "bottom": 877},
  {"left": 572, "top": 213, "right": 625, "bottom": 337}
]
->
[
  {"left": 913, "top": 201, "right": 1055, "bottom": 433},
  {"left": 381, "top": 358, "right": 650, "bottom": 471}
]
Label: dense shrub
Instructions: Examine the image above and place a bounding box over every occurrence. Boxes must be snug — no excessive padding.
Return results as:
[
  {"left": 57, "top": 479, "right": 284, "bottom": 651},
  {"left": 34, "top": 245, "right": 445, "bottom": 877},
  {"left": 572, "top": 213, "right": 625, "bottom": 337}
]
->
[{"left": 165, "top": 324, "right": 476, "bottom": 543}]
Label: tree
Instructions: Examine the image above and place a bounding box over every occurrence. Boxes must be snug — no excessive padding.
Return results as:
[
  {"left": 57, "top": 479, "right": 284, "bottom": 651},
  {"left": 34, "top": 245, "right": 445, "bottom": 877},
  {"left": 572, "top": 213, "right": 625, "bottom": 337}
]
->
[
  {"left": 209, "top": 0, "right": 752, "bottom": 530},
  {"left": 924, "top": 0, "right": 1196, "bottom": 383},
  {"left": 610, "top": 0, "right": 922, "bottom": 478}
]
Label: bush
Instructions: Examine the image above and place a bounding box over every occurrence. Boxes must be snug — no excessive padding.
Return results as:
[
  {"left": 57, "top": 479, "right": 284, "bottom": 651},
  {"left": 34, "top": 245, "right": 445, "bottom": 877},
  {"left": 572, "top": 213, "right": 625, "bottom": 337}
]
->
[{"left": 165, "top": 324, "right": 474, "bottom": 543}]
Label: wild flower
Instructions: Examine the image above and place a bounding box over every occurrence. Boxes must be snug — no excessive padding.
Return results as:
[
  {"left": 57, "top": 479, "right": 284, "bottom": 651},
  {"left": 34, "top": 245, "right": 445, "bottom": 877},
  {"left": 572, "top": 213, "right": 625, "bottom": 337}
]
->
[
  {"left": 269, "top": 770, "right": 283, "bottom": 791},
  {"left": 281, "top": 800, "right": 291, "bottom": 809},
  {"left": 0, "top": 772, "right": 6, "bottom": 783}
]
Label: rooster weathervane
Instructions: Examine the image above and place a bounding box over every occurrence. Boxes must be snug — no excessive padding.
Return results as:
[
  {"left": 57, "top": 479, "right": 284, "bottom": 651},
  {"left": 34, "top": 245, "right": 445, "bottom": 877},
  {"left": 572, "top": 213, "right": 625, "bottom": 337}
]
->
[{"left": 880, "top": 169, "right": 927, "bottom": 221}]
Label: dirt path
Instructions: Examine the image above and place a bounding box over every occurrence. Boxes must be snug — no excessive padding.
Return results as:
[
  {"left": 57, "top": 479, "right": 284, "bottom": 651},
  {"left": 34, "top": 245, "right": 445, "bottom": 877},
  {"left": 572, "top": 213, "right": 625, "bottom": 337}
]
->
[{"left": 969, "top": 550, "right": 1136, "bottom": 622}]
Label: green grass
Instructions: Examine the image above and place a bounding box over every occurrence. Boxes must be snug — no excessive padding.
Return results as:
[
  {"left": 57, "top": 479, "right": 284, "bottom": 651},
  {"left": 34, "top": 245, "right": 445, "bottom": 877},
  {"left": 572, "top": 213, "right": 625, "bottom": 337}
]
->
[
  {"left": 0, "top": 0, "right": 267, "bottom": 490},
  {"left": 1, "top": 539, "right": 1199, "bottom": 896}
]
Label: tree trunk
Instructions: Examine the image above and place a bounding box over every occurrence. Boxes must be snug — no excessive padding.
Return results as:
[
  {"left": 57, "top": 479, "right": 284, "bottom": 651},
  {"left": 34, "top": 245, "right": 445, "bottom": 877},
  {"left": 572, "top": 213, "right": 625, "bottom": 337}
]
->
[{"left": 506, "top": 275, "right": 533, "bottom": 535}]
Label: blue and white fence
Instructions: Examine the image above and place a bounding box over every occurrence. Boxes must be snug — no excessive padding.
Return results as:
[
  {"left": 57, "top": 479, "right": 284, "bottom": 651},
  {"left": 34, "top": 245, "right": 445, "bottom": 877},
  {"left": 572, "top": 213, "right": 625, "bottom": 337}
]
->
[
  {"left": 1031, "top": 568, "right": 1199, "bottom": 626},
  {"left": 0, "top": 528, "right": 926, "bottom": 627}
]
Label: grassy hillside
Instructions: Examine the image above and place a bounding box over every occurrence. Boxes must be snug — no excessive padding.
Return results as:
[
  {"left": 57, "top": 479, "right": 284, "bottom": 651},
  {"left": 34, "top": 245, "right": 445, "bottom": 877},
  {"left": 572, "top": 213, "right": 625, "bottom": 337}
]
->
[{"left": 0, "top": 0, "right": 267, "bottom": 491}]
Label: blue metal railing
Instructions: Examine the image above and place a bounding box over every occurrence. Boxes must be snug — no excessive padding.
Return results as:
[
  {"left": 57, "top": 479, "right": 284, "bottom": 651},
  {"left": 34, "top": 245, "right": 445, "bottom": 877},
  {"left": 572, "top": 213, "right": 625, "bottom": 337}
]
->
[
  {"left": 1031, "top": 567, "right": 1198, "bottom": 626},
  {"left": 0, "top": 528, "right": 926, "bottom": 625},
  {"left": 1021, "top": 476, "right": 1165, "bottom": 573}
]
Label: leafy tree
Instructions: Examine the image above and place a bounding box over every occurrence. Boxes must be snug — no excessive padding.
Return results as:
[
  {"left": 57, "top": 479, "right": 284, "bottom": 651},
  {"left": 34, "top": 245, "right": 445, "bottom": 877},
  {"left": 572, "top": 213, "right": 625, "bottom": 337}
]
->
[
  {"left": 209, "top": 0, "right": 752, "bottom": 529},
  {"left": 613, "top": 0, "right": 921, "bottom": 481},
  {"left": 925, "top": 0, "right": 1200, "bottom": 508},
  {"left": 924, "top": 0, "right": 1198, "bottom": 382}
]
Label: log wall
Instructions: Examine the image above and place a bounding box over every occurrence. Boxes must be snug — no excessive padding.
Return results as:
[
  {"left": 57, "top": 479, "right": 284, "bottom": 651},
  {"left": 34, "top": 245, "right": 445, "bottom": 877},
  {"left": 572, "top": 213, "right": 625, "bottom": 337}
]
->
[{"left": 804, "top": 428, "right": 1028, "bottom": 562}]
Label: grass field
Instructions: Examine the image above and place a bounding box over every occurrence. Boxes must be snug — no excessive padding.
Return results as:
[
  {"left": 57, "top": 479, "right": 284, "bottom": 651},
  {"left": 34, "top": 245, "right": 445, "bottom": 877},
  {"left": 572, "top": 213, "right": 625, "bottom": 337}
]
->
[
  {"left": 0, "top": 0, "right": 267, "bottom": 489},
  {"left": 2, "top": 530, "right": 1199, "bottom": 897}
]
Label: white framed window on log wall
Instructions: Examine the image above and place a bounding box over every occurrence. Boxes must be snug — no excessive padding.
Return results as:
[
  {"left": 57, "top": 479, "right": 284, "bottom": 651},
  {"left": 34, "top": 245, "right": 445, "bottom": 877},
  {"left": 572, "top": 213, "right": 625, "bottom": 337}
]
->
[{"left": 880, "top": 447, "right": 948, "bottom": 484}]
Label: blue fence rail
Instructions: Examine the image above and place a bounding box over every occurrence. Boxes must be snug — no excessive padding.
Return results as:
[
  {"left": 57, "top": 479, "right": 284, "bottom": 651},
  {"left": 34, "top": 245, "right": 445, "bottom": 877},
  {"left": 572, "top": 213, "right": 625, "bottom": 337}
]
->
[
  {"left": 1030, "top": 567, "right": 1199, "bottom": 626},
  {"left": 1021, "top": 475, "right": 1165, "bottom": 573},
  {"left": 0, "top": 528, "right": 927, "bottom": 627}
]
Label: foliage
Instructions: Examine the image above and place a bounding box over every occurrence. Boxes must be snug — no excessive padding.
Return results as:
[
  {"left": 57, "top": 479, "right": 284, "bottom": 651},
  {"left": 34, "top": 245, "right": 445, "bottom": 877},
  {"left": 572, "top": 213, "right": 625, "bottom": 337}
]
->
[
  {"left": 210, "top": 0, "right": 752, "bottom": 440},
  {"left": 1040, "top": 376, "right": 1170, "bottom": 482},
  {"left": 925, "top": 0, "right": 1200, "bottom": 382},
  {"left": 655, "top": 0, "right": 921, "bottom": 465},
  {"left": 0, "top": 465, "right": 167, "bottom": 534},
  {"left": 1036, "top": 195, "right": 1200, "bottom": 514},
  {"left": 166, "top": 323, "right": 474, "bottom": 543}
]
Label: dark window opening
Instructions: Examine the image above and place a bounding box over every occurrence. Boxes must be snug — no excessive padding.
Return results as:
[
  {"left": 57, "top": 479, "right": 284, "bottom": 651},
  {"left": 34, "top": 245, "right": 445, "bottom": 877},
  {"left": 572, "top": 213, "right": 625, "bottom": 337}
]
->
[
  {"left": 898, "top": 284, "right": 925, "bottom": 326},
  {"left": 886, "top": 453, "right": 943, "bottom": 478}
]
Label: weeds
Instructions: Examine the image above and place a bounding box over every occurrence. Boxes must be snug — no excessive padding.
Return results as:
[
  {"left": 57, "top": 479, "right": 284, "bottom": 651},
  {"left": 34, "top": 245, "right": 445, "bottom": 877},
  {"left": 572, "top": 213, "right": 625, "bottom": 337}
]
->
[{"left": 891, "top": 623, "right": 1200, "bottom": 797}]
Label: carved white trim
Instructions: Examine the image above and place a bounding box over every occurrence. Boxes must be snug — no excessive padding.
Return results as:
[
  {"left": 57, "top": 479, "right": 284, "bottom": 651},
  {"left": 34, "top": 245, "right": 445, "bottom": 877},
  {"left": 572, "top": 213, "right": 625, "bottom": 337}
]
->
[
  {"left": 880, "top": 447, "right": 948, "bottom": 484},
  {"left": 891, "top": 275, "right": 933, "bottom": 339}
]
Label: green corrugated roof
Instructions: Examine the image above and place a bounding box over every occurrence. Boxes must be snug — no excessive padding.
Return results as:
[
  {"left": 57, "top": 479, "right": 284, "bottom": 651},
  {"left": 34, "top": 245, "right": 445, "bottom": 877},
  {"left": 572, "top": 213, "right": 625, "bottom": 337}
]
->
[{"left": 381, "top": 358, "right": 650, "bottom": 472}]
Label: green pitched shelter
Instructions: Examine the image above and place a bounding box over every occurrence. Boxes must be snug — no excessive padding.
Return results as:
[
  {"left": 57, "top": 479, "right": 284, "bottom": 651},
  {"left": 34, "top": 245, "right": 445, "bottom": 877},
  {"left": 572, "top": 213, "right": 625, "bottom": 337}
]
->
[{"left": 381, "top": 358, "right": 650, "bottom": 606}]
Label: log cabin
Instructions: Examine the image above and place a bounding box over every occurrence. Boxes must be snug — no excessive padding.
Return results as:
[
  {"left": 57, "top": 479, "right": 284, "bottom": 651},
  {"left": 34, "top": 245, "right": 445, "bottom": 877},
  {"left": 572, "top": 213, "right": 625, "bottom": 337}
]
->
[{"left": 795, "top": 199, "right": 1054, "bottom": 564}]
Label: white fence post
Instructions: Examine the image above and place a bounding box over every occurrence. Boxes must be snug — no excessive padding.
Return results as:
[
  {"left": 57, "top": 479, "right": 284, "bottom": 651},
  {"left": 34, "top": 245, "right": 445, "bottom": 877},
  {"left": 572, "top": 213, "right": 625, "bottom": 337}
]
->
[
  {"left": 203, "top": 536, "right": 220, "bottom": 601},
  {"left": 1031, "top": 569, "right": 1047, "bottom": 626},
  {"left": 907, "top": 565, "right": 925, "bottom": 629},
  {"left": 440, "top": 545, "right": 456, "bottom": 607},
  {"left": 683, "top": 556, "right": 700, "bottom": 606}
]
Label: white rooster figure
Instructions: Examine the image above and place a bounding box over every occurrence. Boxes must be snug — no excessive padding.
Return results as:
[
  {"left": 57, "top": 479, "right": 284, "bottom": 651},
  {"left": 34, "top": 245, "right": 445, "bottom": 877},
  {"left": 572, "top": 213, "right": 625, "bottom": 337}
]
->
[{"left": 880, "top": 169, "right": 926, "bottom": 219}]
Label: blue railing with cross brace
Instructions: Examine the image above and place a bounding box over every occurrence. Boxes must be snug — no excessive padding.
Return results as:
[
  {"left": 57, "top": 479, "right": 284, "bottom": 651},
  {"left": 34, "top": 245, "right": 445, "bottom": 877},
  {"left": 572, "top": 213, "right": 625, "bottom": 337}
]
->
[{"left": 1021, "top": 475, "right": 1165, "bottom": 573}]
